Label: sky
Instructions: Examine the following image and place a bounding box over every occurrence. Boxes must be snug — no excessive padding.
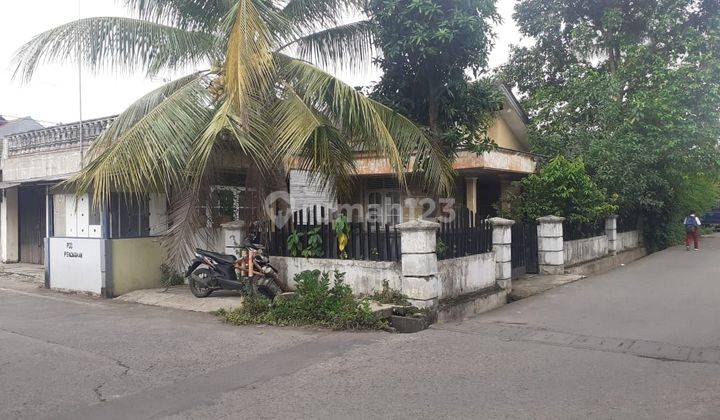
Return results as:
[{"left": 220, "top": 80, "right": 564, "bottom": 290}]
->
[{"left": 0, "top": 0, "right": 522, "bottom": 127}]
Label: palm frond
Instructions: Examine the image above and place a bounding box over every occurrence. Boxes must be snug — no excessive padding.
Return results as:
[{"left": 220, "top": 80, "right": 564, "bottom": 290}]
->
[
  {"left": 121, "top": 0, "right": 232, "bottom": 31},
  {"left": 13, "top": 17, "right": 218, "bottom": 81},
  {"left": 97, "top": 71, "right": 209, "bottom": 147},
  {"left": 370, "top": 100, "right": 456, "bottom": 196},
  {"left": 278, "top": 54, "right": 407, "bottom": 187},
  {"left": 280, "top": 0, "right": 363, "bottom": 31},
  {"left": 223, "top": 0, "right": 276, "bottom": 113},
  {"left": 273, "top": 86, "right": 356, "bottom": 196},
  {"left": 186, "top": 99, "right": 272, "bottom": 188},
  {"left": 282, "top": 20, "right": 374, "bottom": 73},
  {"left": 70, "top": 73, "right": 214, "bottom": 205}
]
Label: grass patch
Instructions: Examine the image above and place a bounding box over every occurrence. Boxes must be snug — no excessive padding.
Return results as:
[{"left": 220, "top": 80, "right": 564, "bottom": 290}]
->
[{"left": 215, "top": 270, "right": 385, "bottom": 330}]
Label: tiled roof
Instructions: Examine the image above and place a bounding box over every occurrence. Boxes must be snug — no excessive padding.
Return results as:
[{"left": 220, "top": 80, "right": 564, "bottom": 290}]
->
[{"left": 0, "top": 117, "right": 44, "bottom": 138}]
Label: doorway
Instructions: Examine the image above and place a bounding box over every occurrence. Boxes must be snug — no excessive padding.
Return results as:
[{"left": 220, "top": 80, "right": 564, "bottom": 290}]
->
[{"left": 18, "top": 186, "right": 46, "bottom": 264}]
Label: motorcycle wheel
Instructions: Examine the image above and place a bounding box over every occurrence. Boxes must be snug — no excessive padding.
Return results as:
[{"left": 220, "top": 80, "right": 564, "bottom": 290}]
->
[
  {"left": 189, "top": 268, "right": 213, "bottom": 298},
  {"left": 255, "top": 274, "right": 283, "bottom": 300}
]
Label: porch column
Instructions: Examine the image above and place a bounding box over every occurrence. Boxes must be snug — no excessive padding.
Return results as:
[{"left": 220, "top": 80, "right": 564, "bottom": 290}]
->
[
  {"left": 537, "top": 215, "right": 565, "bottom": 275},
  {"left": 1, "top": 187, "right": 19, "bottom": 263},
  {"left": 465, "top": 177, "right": 478, "bottom": 214},
  {"left": 606, "top": 215, "right": 619, "bottom": 255},
  {"left": 489, "top": 217, "right": 515, "bottom": 292},
  {"left": 397, "top": 219, "right": 440, "bottom": 309}
]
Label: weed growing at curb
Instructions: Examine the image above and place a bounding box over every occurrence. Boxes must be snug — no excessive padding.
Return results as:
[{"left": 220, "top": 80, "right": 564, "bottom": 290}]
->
[
  {"left": 215, "top": 270, "right": 385, "bottom": 330},
  {"left": 369, "top": 280, "right": 410, "bottom": 306}
]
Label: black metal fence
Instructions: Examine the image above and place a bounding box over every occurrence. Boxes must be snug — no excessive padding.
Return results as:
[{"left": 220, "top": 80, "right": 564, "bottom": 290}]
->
[
  {"left": 262, "top": 206, "right": 401, "bottom": 262},
  {"left": 437, "top": 208, "right": 492, "bottom": 260},
  {"left": 511, "top": 220, "right": 539, "bottom": 276},
  {"left": 563, "top": 219, "right": 606, "bottom": 241}
]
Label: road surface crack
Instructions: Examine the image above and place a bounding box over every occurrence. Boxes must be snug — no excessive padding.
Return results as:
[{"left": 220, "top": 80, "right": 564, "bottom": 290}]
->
[{"left": 93, "top": 383, "right": 107, "bottom": 403}]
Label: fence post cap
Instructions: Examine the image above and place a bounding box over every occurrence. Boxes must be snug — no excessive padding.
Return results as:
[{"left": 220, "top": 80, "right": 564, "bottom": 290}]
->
[
  {"left": 488, "top": 217, "right": 515, "bottom": 227},
  {"left": 396, "top": 218, "right": 440, "bottom": 231},
  {"left": 537, "top": 215, "right": 565, "bottom": 223},
  {"left": 606, "top": 214, "right": 619, "bottom": 220}
]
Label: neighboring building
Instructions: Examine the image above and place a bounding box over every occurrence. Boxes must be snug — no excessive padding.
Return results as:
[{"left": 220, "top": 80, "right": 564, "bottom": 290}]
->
[
  {"left": 288, "top": 85, "right": 539, "bottom": 222},
  {"left": 0, "top": 115, "right": 44, "bottom": 159}
]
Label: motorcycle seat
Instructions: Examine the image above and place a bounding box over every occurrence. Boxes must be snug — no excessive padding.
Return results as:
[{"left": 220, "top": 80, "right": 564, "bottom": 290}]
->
[{"left": 196, "top": 249, "right": 237, "bottom": 264}]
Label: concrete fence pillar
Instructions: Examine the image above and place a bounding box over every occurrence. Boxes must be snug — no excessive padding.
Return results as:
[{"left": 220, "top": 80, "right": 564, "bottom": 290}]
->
[
  {"left": 537, "top": 215, "right": 565, "bottom": 275},
  {"left": 606, "top": 215, "right": 618, "bottom": 255},
  {"left": 397, "top": 219, "right": 440, "bottom": 309},
  {"left": 489, "top": 217, "right": 515, "bottom": 292},
  {"left": 221, "top": 221, "right": 246, "bottom": 256}
]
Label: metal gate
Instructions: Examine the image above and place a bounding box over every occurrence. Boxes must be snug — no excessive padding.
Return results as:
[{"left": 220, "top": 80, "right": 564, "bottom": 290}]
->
[{"left": 511, "top": 221, "right": 539, "bottom": 277}]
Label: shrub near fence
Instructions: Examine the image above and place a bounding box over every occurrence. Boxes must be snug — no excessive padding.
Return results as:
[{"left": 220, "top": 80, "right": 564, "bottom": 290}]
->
[
  {"left": 563, "top": 219, "right": 606, "bottom": 241},
  {"left": 262, "top": 206, "right": 401, "bottom": 262},
  {"left": 617, "top": 216, "right": 639, "bottom": 233},
  {"left": 437, "top": 208, "right": 492, "bottom": 260}
]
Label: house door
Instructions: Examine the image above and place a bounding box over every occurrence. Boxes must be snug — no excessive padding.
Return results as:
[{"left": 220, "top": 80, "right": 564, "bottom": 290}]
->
[{"left": 19, "top": 186, "right": 46, "bottom": 265}]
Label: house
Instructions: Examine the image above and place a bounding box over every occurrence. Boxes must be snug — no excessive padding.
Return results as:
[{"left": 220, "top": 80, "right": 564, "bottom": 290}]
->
[
  {"left": 0, "top": 85, "right": 536, "bottom": 298},
  {"left": 287, "top": 85, "right": 539, "bottom": 223}
]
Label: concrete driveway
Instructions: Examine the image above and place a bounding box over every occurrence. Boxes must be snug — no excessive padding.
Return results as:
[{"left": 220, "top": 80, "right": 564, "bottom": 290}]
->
[{"left": 2, "top": 237, "right": 720, "bottom": 419}]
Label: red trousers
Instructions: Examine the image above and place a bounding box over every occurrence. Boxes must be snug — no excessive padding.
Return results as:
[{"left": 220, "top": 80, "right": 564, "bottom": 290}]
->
[{"left": 686, "top": 229, "right": 699, "bottom": 249}]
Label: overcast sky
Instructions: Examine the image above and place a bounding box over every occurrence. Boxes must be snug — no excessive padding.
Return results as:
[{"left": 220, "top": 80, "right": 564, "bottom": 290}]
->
[{"left": 0, "top": 0, "right": 521, "bottom": 126}]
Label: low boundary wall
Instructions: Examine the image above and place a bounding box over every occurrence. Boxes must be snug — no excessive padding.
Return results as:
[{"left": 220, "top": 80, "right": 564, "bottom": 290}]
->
[
  {"left": 270, "top": 256, "right": 402, "bottom": 295},
  {"left": 618, "top": 230, "right": 641, "bottom": 252},
  {"left": 437, "top": 252, "right": 495, "bottom": 299},
  {"left": 564, "top": 235, "right": 609, "bottom": 267}
]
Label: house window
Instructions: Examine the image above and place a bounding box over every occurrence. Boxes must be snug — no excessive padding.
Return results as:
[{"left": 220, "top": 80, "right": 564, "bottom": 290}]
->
[{"left": 110, "top": 193, "right": 150, "bottom": 238}]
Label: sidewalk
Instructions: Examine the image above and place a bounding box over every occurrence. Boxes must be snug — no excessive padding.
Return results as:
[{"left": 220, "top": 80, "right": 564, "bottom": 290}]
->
[
  {"left": 509, "top": 273, "right": 583, "bottom": 301},
  {"left": 115, "top": 286, "right": 244, "bottom": 312}
]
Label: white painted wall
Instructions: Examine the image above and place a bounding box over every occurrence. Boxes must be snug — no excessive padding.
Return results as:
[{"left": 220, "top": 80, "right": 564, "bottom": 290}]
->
[
  {"left": 272, "top": 251, "right": 497, "bottom": 300},
  {"left": 48, "top": 237, "right": 104, "bottom": 295},
  {"left": 270, "top": 256, "right": 402, "bottom": 295},
  {"left": 564, "top": 235, "right": 609, "bottom": 267},
  {"left": 437, "top": 252, "right": 496, "bottom": 299},
  {"left": 1, "top": 187, "right": 19, "bottom": 262},
  {"left": 618, "top": 230, "right": 641, "bottom": 251}
]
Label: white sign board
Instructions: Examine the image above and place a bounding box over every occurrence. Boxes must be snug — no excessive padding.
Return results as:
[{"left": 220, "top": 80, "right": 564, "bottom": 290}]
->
[{"left": 49, "top": 237, "right": 104, "bottom": 294}]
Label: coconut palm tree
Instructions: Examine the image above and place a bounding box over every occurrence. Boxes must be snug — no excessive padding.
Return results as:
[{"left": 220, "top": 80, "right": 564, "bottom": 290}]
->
[{"left": 14, "top": 0, "right": 453, "bottom": 262}]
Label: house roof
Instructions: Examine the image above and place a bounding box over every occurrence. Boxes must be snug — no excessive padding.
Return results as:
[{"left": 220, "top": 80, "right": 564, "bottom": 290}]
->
[
  {"left": 0, "top": 116, "right": 44, "bottom": 138},
  {"left": 496, "top": 83, "right": 530, "bottom": 150}
]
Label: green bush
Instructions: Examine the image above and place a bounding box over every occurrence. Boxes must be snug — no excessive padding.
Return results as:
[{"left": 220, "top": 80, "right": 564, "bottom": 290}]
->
[
  {"left": 506, "top": 155, "right": 617, "bottom": 223},
  {"left": 215, "top": 270, "right": 384, "bottom": 330}
]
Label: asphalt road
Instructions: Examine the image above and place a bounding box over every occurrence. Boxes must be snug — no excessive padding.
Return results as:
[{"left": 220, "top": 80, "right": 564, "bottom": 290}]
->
[{"left": 2, "top": 237, "right": 720, "bottom": 419}]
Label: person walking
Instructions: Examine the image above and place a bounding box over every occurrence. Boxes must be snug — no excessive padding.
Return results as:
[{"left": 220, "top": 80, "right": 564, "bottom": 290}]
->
[{"left": 684, "top": 211, "right": 702, "bottom": 251}]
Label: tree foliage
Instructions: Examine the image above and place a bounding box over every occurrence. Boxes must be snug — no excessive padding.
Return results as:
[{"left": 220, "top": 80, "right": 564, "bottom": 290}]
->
[
  {"left": 14, "top": 0, "right": 455, "bottom": 263},
  {"left": 506, "top": 156, "right": 617, "bottom": 223},
  {"left": 367, "top": 0, "right": 503, "bottom": 154},
  {"left": 502, "top": 0, "right": 720, "bottom": 250}
]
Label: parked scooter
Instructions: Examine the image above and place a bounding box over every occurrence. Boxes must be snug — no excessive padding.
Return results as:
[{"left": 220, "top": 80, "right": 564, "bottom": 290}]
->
[{"left": 185, "top": 224, "right": 285, "bottom": 299}]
